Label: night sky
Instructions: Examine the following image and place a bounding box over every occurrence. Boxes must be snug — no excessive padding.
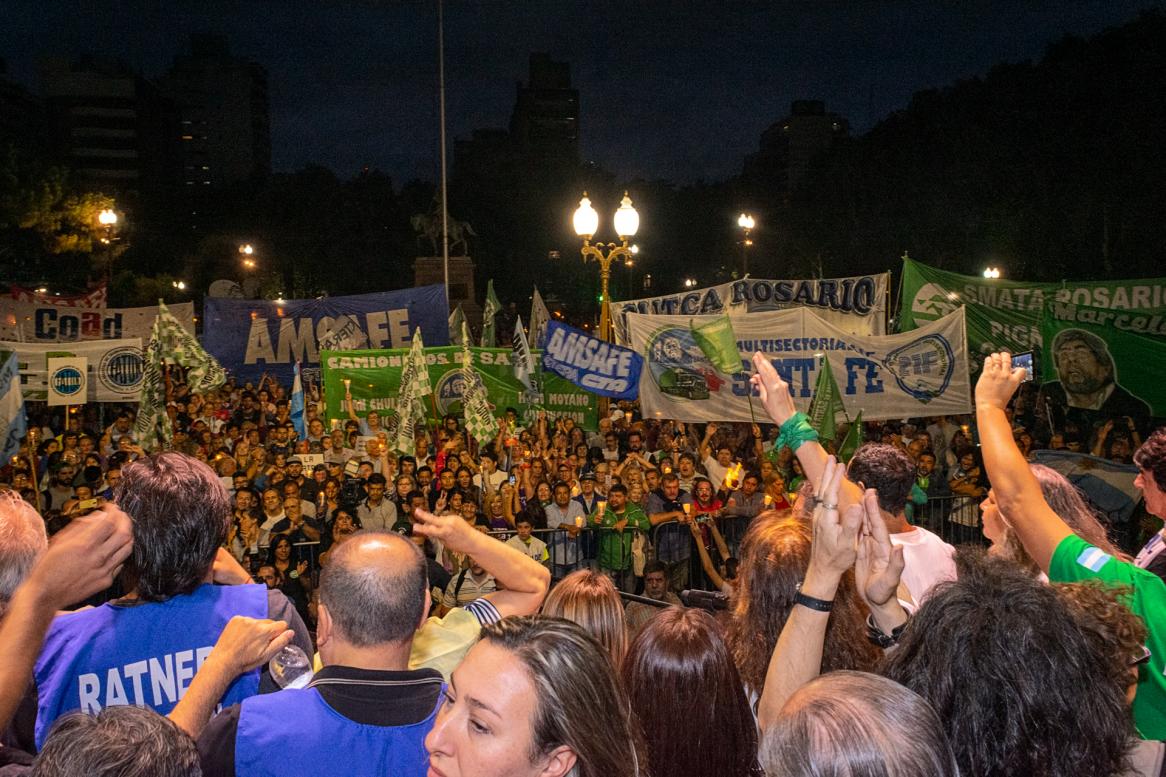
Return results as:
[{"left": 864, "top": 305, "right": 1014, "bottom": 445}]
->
[{"left": 2, "top": 1, "right": 1160, "bottom": 184}]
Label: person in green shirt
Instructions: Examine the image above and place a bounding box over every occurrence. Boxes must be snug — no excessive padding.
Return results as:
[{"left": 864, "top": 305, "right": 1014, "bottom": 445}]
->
[
  {"left": 590, "top": 484, "right": 649, "bottom": 594},
  {"left": 976, "top": 350, "right": 1166, "bottom": 739}
]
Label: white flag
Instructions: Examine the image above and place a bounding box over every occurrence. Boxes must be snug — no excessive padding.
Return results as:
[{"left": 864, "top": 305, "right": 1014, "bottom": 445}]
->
[
  {"left": 512, "top": 315, "right": 537, "bottom": 391},
  {"left": 530, "top": 287, "right": 551, "bottom": 349}
]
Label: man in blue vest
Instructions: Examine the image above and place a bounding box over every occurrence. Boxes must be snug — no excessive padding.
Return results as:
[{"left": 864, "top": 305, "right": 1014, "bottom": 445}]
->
[
  {"left": 196, "top": 531, "right": 439, "bottom": 777},
  {"left": 32, "top": 452, "right": 311, "bottom": 749}
]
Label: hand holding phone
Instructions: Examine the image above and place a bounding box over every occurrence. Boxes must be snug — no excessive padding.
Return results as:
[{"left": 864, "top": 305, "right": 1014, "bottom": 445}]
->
[{"left": 1011, "top": 351, "right": 1035, "bottom": 383}]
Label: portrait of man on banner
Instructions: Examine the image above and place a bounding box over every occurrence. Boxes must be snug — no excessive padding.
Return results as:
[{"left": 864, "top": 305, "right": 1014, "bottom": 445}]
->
[{"left": 1036, "top": 328, "right": 1151, "bottom": 442}]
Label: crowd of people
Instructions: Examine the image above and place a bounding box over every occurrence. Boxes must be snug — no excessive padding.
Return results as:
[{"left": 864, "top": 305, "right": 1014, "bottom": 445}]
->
[{"left": 0, "top": 348, "right": 1164, "bottom": 776}]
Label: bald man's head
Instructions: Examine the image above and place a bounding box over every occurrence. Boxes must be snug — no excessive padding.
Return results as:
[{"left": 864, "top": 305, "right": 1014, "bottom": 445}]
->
[{"left": 319, "top": 531, "right": 427, "bottom": 646}]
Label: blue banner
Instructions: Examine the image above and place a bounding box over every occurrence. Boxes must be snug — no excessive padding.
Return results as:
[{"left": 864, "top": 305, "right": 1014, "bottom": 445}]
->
[
  {"left": 541, "top": 321, "right": 643, "bottom": 400},
  {"left": 203, "top": 286, "right": 449, "bottom": 384}
]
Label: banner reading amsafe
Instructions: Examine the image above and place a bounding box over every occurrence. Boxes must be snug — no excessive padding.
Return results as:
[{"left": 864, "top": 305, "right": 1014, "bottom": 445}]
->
[
  {"left": 626, "top": 307, "right": 970, "bottom": 423},
  {"left": 322, "top": 346, "right": 598, "bottom": 430},
  {"left": 899, "top": 257, "right": 1166, "bottom": 374},
  {"left": 203, "top": 286, "right": 449, "bottom": 384},
  {"left": 612, "top": 273, "right": 889, "bottom": 343}
]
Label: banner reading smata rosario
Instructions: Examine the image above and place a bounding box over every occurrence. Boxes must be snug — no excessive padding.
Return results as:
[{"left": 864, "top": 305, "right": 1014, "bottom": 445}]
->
[
  {"left": 203, "top": 286, "right": 449, "bottom": 384},
  {"left": 899, "top": 257, "right": 1166, "bottom": 374},
  {"left": 612, "top": 273, "right": 889, "bottom": 343},
  {"left": 626, "top": 307, "right": 970, "bottom": 423},
  {"left": 322, "top": 346, "right": 598, "bottom": 430}
]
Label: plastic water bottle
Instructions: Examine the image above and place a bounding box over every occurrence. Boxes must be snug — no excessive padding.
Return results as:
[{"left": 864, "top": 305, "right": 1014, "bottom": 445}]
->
[{"left": 269, "top": 644, "right": 314, "bottom": 689}]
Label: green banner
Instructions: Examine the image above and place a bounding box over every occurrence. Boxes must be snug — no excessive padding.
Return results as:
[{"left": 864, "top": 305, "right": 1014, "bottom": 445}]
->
[
  {"left": 1039, "top": 300, "right": 1165, "bottom": 418},
  {"left": 322, "top": 346, "right": 598, "bottom": 430},
  {"left": 899, "top": 257, "right": 1166, "bottom": 374}
]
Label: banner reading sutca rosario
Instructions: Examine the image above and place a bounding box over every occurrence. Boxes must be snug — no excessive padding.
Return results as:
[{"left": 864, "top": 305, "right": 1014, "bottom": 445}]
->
[
  {"left": 542, "top": 321, "right": 642, "bottom": 400},
  {"left": 203, "top": 286, "right": 449, "bottom": 384},
  {"left": 899, "top": 257, "right": 1166, "bottom": 374},
  {"left": 322, "top": 346, "right": 598, "bottom": 430}
]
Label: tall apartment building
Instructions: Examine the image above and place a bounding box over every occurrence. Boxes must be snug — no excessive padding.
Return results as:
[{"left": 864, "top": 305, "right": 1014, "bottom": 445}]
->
[
  {"left": 742, "top": 100, "right": 849, "bottom": 198},
  {"left": 508, "top": 53, "right": 579, "bottom": 163},
  {"left": 162, "top": 33, "right": 271, "bottom": 188}
]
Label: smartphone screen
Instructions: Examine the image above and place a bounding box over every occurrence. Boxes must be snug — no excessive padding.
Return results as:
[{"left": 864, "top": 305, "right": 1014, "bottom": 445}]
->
[
  {"left": 508, "top": 474, "right": 516, "bottom": 486},
  {"left": 1011, "top": 351, "right": 1034, "bottom": 382}
]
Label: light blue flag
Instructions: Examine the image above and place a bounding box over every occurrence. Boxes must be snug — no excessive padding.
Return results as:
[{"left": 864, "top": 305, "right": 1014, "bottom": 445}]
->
[
  {"left": 291, "top": 361, "right": 306, "bottom": 440},
  {"left": 0, "top": 351, "right": 28, "bottom": 463}
]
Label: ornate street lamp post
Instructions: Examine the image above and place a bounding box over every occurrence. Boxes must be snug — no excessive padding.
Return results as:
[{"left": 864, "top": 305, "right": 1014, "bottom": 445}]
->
[{"left": 572, "top": 192, "right": 639, "bottom": 342}]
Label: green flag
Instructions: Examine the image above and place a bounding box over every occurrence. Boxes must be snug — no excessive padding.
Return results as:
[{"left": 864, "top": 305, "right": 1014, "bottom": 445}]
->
[
  {"left": 136, "top": 300, "right": 226, "bottom": 450},
  {"left": 387, "top": 328, "right": 431, "bottom": 454},
  {"left": 461, "top": 321, "right": 499, "bottom": 444},
  {"left": 481, "top": 280, "right": 501, "bottom": 347},
  {"left": 807, "top": 356, "right": 847, "bottom": 441},
  {"left": 690, "top": 315, "right": 742, "bottom": 375},
  {"left": 836, "top": 410, "right": 864, "bottom": 462},
  {"left": 449, "top": 304, "right": 466, "bottom": 345}
]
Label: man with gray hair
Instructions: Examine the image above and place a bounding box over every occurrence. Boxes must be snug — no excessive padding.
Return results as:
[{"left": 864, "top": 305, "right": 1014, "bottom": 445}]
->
[
  {"left": 196, "top": 509, "right": 551, "bottom": 776},
  {"left": 0, "top": 491, "right": 48, "bottom": 617}
]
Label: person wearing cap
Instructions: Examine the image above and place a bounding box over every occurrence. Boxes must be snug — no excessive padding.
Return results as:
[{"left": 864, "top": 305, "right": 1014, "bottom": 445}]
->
[{"left": 573, "top": 472, "right": 601, "bottom": 515}]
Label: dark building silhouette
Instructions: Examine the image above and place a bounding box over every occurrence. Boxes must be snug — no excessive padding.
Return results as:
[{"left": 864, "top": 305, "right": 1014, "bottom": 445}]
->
[
  {"left": 508, "top": 53, "right": 579, "bottom": 162},
  {"left": 0, "top": 58, "right": 47, "bottom": 152},
  {"left": 742, "top": 100, "right": 849, "bottom": 199},
  {"left": 38, "top": 56, "right": 181, "bottom": 202},
  {"left": 161, "top": 34, "right": 271, "bottom": 189}
]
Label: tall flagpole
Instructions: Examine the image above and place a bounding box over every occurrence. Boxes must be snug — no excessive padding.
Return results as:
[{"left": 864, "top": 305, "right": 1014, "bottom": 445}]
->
[{"left": 438, "top": 0, "right": 451, "bottom": 307}]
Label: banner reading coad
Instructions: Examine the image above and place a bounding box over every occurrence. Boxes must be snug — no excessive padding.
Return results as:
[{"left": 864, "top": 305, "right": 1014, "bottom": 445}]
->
[
  {"left": 0, "top": 301, "right": 194, "bottom": 343},
  {"left": 626, "top": 307, "right": 970, "bottom": 423},
  {"left": 203, "top": 286, "right": 449, "bottom": 384},
  {"left": 322, "top": 346, "right": 598, "bottom": 430}
]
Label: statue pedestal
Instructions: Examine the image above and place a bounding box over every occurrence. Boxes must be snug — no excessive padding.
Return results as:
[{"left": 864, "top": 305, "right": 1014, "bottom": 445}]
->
[{"left": 413, "top": 256, "right": 482, "bottom": 327}]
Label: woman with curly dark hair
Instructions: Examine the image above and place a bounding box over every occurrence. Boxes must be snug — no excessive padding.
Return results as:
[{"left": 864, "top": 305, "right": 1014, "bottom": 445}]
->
[
  {"left": 725, "top": 509, "right": 880, "bottom": 703},
  {"left": 882, "top": 551, "right": 1133, "bottom": 777}
]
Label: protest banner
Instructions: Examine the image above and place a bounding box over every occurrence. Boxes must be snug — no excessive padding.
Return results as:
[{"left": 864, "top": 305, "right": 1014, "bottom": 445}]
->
[
  {"left": 46, "top": 357, "right": 88, "bottom": 407},
  {"left": 10, "top": 284, "right": 107, "bottom": 308},
  {"left": 541, "top": 320, "right": 643, "bottom": 400},
  {"left": 0, "top": 339, "right": 143, "bottom": 402},
  {"left": 626, "top": 307, "right": 970, "bottom": 423},
  {"left": 322, "top": 345, "right": 598, "bottom": 430},
  {"left": 0, "top": 300, "right": 194, "bottom": 343},
  {"left": 899, "top": 256, "right": 1166, "bottom": 373},
  {"left": 1038, "top": 299, "right": 1166, "bottom": 418},
  {"left": 612, "top": 273, "right": 889, "bottom": 343},
  {"left": 202, "top": 285, "right": 449, "bottom": 384}
]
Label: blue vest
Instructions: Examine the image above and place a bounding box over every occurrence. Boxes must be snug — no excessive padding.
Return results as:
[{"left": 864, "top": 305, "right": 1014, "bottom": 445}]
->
[
  {"left": 34, "top": 583, "right": 268, "bottom": 748},
  {"left": 234, "top": 682, "right": 444, "bottom": 777}
]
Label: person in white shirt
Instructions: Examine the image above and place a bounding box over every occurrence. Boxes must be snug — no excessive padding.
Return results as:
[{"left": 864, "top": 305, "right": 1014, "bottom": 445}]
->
[
  {"left": 473, "top": 451, "right": 507, "bottom": 496},
  {"left": 505, "top": 517, "right": 549, "bottom": 567},
  {"left": 845, "top": 444, "right": 957, "bottom": 604},
  {"left": 699, "top": 423, "right": 734, "bottom": 490}
]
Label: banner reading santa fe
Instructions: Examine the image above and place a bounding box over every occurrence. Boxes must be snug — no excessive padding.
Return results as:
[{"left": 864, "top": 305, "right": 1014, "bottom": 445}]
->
[
  {"left": 625, "top": 307, "right": 971, "bottom": 423},
  {"left": 0, "top": 339, "right": 143, "bottom": 402},
  {"left": 0, "top": 300, "right": 194, "bottom": 343},
  {"left": 899, "top": 256, "right": 1166, "bottom": 373},
  {"left": 321, "top": 346, "right": 598, "bottom": 430},
  {"left": 612, "top": 272, "right": 889, "bottom": 344},
  {"left": 203, "top": 286, "right": 449, "bottom": 384}
]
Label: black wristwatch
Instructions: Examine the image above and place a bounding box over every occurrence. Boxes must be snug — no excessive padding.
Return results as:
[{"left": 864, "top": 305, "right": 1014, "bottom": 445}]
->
[{"left": 794, "top": 582, "right": 834, "bottom": 612}]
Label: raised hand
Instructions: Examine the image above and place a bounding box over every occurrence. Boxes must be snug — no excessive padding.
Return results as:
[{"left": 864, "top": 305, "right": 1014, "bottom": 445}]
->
[
  {"left": 27, "top": 504, "right": 134, "bottom": 610},
  {"left": 750, "top": 352, "right": 797, "bottom": 426},
  {"left": 807, "top": 456, "right": 861, "bottom": 579},
  {"left": 855, "top": 488, "right": 906, "bottom": 609},
  {"left": 208, "top": 616, "right": 295, "bottom": 676},
  {"left": 974, "top": 352, "right": 1026, "bottom": 411}
]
